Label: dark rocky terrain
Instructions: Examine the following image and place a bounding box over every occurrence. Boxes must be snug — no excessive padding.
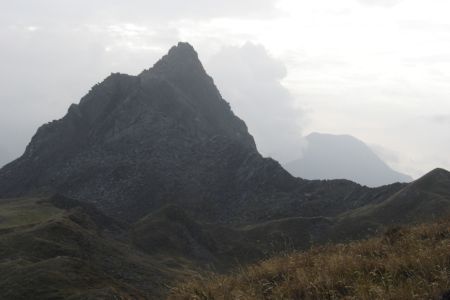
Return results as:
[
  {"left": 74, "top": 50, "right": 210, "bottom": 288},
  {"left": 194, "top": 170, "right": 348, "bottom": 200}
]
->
[
  {"left": 0, "top": 42, "right": 449, "bottom": 299},
  {"left": 0, "top": 43, "right": 409, "bottom": 225},
  {"left": 0, "top": 195, "right": 200, "bottom": 299},
  {"left": 284, "top": 132, "right": 412, "bottom": 187}
]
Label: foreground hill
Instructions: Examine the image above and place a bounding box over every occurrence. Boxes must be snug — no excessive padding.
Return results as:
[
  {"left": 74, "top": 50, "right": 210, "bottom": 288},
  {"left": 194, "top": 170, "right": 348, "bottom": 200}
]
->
[
  {"left": 0, "top": 169, "right": 448, "bottom": 299},
  {"left": 0, "top": 196, "right": 196, "bottom": 299},
  {"left": 171, "top": 217, "right": 450, "bottom": 300},
  {"left": 331, "top": 168, "right": 450, "bottom": 241},
  {"left": 284, "top": 132, "right": 412, "bottom": 187}
]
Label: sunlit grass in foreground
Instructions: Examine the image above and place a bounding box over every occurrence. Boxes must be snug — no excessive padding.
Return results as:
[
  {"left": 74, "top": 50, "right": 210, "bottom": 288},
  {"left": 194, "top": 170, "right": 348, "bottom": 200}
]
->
[{"left": 170, "top": 218, "right": 450, "bottom": 299}]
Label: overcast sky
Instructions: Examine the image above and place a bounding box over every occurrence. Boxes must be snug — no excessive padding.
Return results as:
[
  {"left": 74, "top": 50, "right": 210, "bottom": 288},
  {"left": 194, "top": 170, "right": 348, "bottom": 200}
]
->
[{"left": 1, "top": 0, "right": 449, "bottom": 178}]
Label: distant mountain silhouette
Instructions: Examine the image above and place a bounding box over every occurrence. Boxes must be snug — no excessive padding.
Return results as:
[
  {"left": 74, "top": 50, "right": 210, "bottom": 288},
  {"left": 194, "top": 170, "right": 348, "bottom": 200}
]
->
[{"left": 284, "top": 132, "right": 412, "bottom": 187}]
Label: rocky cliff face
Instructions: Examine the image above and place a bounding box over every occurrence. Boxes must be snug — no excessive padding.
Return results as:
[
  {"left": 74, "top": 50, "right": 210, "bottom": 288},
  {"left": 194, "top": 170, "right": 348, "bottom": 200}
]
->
[{"left": 0, "top": 42, "right": 404, "bottom": 223}]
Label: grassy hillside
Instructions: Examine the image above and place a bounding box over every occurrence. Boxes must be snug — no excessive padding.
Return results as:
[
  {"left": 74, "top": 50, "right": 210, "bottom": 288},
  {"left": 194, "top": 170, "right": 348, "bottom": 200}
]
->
[
  {"left": 131, "top": 204, "right": 335, "bottom": 270},
  {"left": 0, "top": 197, "right": 63, "bottom": 229},
  {"left": 0, "top": 169, "right": 449, "bottom": 299},
  {"left": 0, "top": 196, "right": 197, "bottom": 299},
  {"left": 170, "top": 217, "right": 450, "bottom": 300}
]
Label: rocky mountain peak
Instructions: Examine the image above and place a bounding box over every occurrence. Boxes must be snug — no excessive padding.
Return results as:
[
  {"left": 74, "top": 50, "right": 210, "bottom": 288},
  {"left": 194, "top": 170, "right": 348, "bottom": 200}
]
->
[
  {"left": 0, "top": 42, "right": 261, "bottom": 221},
  {"left": 140, "top": 42, "right": 207, "bottom": 82},
  {"left": 166, "top": 42, "right": 198, "bottom": 61},
  {"left": 0, "top": 42, "right": 416, "bottom": 226}
]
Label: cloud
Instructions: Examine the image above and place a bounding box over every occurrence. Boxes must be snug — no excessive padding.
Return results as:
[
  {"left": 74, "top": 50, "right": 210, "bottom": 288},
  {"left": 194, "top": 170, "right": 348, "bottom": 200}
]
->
[
  {"left": 398, "top": 20, "right": 450, "bottom": 33},
  {"left": 357, "top": 0, "right": 402, "bottom": 8},
  {"left": 370, "top": 144, "right": 400, "bottom": 164},
  {"left": 1, "top": 0, "right": 279, "bottom": 26},
  {"left": 206, "top": 43, "right": 306, "bottom": 162},
  {"left": 0, "top": 146, "right": 11, "bottom": 168},
  {"left": 429, "top": 114, "right": 450, "bottom": 124}
]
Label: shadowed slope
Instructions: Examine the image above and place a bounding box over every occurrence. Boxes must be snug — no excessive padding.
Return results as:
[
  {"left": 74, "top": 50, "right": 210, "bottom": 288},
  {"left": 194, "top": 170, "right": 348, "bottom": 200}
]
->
[{"left": 0, "top": 196, "right": 196, "bottom": 299}]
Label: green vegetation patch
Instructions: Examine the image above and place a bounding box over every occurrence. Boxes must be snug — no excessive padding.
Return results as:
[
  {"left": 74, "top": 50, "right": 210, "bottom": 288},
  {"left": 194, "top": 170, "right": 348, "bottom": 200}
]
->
[{"left": 0, "top": 198, "right": 63, "bottom": 229}]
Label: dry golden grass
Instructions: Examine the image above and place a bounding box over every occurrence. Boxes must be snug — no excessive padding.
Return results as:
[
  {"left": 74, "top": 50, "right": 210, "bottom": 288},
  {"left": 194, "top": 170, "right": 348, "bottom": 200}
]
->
[{"left": 169, "top": 219, "right": 450, "bottom": 299}]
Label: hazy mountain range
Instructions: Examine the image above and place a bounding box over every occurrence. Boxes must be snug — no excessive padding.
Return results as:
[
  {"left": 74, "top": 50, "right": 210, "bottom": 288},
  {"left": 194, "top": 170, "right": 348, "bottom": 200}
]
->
[
  {"left": 0, "top": 43, "right": 449, "bottom": 299},
  {"left": 284, "top": 132, "right": 413, "bottom": 187}
]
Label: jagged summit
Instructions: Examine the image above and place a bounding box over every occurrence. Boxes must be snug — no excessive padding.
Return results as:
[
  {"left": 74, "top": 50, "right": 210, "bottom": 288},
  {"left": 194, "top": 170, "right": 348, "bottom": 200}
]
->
[
  {"left": 139, "top": 42, "right": 222, "bottom": 118},
  {"left": 164, "top": 41, "right": 198, "bottom": 61},
  {"left": 140, "top": 42, "right": 207, "bottom": 80},
  {"left": 152, "top": 42, "right": 200, "bottom": 69},
  {"left": 169, "top": 41, "right": 197, "bottom": 55}
]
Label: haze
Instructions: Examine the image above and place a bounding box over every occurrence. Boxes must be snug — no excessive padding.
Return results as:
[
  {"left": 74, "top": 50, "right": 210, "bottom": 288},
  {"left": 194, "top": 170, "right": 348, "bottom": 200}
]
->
[{"left": 1, "top": 0, "right": 449, "bottom": 179}]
